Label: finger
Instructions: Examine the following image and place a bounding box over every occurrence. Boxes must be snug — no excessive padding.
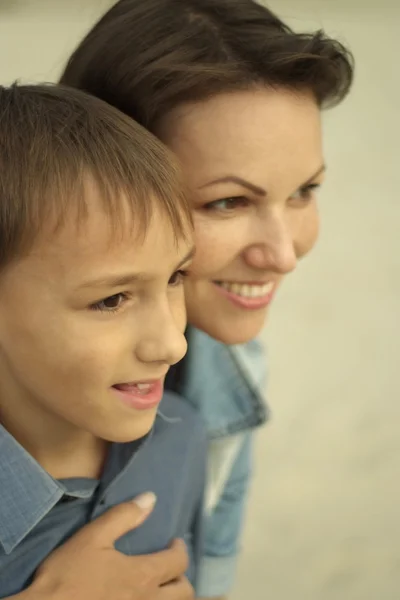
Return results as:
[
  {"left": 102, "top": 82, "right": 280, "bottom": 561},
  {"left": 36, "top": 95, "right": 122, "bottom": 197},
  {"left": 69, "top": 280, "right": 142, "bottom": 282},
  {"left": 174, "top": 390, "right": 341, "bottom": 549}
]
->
[
  {"left": 159, "top": 576, "right": 194, "bottom": 600},
  {"left": 77, "top": 493, "right": 157, "bottom": 547},
  {"left": 144, "top": 539, "right": 189, "bottom": 585}
]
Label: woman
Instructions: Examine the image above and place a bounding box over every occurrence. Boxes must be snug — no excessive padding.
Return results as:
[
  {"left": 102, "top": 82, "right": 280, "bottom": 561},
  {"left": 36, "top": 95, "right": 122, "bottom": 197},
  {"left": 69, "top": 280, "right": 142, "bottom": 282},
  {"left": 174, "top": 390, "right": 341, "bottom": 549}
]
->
[{"left": 60, "top": 1, "right": 354, "bottom": 597}]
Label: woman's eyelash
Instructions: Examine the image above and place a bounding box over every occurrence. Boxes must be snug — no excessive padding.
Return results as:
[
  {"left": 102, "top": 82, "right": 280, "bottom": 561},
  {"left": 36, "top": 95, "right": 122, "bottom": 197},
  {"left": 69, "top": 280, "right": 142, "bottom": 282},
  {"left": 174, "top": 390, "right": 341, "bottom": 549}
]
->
[
  {"left": 292, "top": 183, "right": 321, "bottom": 201},
  {"left": 204, "top": 196, "right": 248, "bottom": 211},
  {"left": 302, "top": 183, "right": 321, "bottom": 194}
]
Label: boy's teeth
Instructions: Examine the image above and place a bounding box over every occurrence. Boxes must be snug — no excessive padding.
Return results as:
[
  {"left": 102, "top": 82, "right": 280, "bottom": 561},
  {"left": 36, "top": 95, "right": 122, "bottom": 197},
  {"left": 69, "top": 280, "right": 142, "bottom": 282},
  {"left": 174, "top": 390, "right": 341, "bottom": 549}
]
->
[
  {"left": 135, "top": 383, "right": 152, "bottom": 391},
  {"left": 218, "top": 281, "right": 273, "bottom": 298},
  {"left": 115, "top": 382, "right": 152, "bottom": 392}
]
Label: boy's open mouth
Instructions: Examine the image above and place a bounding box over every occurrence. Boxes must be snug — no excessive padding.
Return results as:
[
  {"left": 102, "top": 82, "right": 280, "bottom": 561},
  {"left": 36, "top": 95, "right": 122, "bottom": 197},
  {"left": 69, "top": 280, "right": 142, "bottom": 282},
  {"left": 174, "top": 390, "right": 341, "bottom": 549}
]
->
[
  {"left": 111, "top": 380, "right": 164, "bottom": 411},
  {"left": 113, "top": 382, "right": 155, "bottom": 395}
]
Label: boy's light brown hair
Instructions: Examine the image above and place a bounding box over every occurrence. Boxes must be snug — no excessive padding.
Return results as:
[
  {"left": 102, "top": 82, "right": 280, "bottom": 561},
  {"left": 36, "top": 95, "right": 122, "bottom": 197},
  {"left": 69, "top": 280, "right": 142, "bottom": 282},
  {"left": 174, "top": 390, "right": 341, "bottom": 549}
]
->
[{"left": 0, "top": 83, "right": 191, "bottom": 269}]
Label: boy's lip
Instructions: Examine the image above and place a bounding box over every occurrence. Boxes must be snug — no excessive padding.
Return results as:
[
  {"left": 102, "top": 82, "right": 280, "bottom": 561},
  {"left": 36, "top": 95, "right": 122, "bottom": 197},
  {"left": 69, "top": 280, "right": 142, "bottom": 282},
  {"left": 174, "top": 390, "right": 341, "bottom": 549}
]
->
[
  {"left": 113, "top": 377, "right": 164, "bottom": 387},
  {"left": 111, "top": 379, "right": 165, "bottom": 411}
]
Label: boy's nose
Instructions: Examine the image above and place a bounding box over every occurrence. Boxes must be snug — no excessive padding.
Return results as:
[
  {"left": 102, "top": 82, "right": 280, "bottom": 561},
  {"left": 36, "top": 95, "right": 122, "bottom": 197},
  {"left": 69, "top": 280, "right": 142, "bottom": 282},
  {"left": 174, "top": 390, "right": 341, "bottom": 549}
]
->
[{"left": 136, "top": 308, "right": 187, "bottom": 367}]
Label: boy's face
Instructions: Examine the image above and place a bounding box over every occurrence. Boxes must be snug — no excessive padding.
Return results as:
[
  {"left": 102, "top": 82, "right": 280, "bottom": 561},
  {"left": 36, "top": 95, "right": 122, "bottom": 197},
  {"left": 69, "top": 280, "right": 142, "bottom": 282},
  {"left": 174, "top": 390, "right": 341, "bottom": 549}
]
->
[{"left": 0, "top": 186, "right": 193, "bottom": 446}]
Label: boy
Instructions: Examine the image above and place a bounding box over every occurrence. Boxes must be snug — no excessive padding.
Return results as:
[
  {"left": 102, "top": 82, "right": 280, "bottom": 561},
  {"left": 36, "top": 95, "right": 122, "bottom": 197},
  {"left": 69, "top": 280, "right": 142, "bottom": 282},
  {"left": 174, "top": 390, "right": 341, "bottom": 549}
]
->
[{"left": 0, "top": 83, "right": 205, "bottom": 599}]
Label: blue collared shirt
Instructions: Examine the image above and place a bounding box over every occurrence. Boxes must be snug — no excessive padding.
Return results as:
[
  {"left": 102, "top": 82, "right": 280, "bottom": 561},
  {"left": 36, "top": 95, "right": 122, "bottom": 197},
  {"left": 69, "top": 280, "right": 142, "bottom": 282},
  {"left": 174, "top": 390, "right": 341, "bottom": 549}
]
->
[{"left": 0, "top": 392, "right": 206, "bottom": 598}]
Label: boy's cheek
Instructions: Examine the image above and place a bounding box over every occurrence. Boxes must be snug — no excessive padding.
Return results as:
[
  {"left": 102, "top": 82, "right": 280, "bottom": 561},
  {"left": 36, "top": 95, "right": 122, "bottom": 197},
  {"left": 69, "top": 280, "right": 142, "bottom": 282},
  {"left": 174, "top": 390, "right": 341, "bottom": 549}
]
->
[{"left": 172, "top": 291, "right": 189, "bottom": 333}]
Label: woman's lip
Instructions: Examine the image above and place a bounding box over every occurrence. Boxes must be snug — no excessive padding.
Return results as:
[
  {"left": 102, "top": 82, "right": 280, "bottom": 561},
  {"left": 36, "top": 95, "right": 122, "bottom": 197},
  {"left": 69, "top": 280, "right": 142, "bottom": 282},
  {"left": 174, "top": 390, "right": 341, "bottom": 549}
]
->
[
  {"left": 212, "top": 281, "right": 275, "bottom": 310},
  {"left": 111, "top": 379, "right": 164, "bottom": 411}
]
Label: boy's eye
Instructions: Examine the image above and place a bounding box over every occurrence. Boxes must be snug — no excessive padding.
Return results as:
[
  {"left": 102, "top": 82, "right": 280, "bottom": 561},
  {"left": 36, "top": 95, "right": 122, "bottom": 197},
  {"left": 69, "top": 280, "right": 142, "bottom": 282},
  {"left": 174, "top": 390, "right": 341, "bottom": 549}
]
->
[
  {"left": 90, "top": 293, "right": 127, "bottom": 312},
  {"left": 168, "top": 270, "right": 188, "bottom": 287},
  {"left": 203, "top": 197, "right": 249, "bottom": 212}
]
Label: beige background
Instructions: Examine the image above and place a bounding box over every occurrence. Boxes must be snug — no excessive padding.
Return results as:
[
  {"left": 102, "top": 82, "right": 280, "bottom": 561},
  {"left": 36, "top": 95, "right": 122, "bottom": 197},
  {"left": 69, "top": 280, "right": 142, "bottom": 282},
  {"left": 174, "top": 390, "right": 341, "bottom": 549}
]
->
[{"left": 1, "top": 1, "right": 399, "bottom": 598}]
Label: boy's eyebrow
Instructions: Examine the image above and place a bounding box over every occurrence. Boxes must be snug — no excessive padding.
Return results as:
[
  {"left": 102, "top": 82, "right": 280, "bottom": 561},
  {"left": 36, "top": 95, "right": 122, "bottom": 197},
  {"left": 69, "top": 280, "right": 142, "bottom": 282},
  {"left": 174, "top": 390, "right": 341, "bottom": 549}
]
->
[{"left": 77, "top": 246, "right": 195, "bottom": 290}]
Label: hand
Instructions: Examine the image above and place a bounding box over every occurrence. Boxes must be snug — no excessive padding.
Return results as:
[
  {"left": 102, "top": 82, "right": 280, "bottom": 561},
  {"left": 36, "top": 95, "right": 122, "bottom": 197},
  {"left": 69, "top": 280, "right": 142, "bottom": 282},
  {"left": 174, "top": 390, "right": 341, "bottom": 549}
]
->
[{"left": 24, "top": 492, "right": 194, "bottom": 600}]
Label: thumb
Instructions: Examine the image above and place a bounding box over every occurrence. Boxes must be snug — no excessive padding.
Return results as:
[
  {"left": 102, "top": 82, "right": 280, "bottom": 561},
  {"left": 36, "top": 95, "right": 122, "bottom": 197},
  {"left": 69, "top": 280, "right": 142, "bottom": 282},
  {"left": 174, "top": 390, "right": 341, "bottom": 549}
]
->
[{"left": 82, "top": 492, "right": 157, "bottom": 547}]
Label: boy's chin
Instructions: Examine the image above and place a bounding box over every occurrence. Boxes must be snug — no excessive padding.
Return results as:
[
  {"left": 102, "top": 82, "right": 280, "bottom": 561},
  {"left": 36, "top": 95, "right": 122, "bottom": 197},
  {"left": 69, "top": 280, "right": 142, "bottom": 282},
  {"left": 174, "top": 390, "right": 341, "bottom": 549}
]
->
[{"left": 98, "top": 411, "right": 157, "bottom": 444}]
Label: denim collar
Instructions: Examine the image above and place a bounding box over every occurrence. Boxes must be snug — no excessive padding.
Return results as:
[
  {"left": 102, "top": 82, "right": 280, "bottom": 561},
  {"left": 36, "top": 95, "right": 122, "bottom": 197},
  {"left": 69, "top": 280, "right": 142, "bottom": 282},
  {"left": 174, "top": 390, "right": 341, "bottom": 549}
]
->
[{"left": 167, "top": 327, "right": 269, "bottom": 439}]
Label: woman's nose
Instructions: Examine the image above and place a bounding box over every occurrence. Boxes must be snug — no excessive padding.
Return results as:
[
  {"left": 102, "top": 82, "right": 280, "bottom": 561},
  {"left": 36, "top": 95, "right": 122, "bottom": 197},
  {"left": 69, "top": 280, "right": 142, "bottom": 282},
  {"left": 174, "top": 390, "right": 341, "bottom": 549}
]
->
[{"left": 244, "top": 216, "right": 297, "bottom": 274}]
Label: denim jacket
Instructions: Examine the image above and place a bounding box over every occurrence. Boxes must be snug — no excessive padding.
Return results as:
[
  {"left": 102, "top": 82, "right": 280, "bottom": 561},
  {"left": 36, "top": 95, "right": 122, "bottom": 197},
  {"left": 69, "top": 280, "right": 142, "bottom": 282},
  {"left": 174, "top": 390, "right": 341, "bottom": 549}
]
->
[{"left": 166, "top": 326, "right": 269, "bottom": 597}]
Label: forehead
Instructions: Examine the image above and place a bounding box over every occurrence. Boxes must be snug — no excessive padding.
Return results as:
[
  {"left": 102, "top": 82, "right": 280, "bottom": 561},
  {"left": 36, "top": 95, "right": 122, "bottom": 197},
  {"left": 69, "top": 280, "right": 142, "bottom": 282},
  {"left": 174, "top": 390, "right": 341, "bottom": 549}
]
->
[
  {"left": 26, "top": 190, "right": 192, "bottom": 279},
  {"left": 160, "top": 87, "right": 323, "bottom": 184}
]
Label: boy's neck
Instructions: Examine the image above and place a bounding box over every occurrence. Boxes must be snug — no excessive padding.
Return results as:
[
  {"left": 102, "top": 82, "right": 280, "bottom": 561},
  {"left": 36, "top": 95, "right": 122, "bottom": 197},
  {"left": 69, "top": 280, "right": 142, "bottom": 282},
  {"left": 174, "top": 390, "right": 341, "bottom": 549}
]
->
[{"left": 0, "top": 395, "right": 109, "bottom": 480}]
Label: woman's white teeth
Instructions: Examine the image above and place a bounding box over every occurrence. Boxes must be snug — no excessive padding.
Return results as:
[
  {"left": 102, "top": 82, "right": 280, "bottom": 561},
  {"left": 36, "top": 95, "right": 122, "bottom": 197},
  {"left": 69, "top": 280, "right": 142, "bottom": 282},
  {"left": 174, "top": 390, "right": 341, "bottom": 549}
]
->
[{"left": 218, "top": 281, "right": 273, "bottom": 298}]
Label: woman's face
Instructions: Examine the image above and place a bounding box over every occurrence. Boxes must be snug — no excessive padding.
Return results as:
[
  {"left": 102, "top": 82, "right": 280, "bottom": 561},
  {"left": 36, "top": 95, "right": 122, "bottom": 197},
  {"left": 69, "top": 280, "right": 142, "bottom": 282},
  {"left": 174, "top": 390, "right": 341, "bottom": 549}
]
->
[{"left": 158, "top": 87, "right": 324, "bottom": 344}]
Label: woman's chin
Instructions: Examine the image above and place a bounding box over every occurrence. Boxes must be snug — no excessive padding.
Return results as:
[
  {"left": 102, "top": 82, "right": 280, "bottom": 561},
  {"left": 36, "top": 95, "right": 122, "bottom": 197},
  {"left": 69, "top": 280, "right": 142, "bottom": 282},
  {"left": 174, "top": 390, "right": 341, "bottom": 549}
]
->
[{"left": 188, "top": 308, "right": 269, "bottom": 345}]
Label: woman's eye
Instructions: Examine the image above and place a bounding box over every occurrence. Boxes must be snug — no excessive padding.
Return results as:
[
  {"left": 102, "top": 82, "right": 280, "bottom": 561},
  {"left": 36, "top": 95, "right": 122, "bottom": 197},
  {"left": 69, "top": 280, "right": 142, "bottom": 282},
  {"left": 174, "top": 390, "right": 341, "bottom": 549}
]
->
[
  {"left": 290, "top": 183, "right": 321, "bottom": 203},
  {"left": 203, "top": 196, "right": 249, "bottom": 211},
  {"left": 168, "top": 269, "right": 188, "bottom": 287},
  {"left": 90, "top": 293, "right": 127, "bottom": 313}
]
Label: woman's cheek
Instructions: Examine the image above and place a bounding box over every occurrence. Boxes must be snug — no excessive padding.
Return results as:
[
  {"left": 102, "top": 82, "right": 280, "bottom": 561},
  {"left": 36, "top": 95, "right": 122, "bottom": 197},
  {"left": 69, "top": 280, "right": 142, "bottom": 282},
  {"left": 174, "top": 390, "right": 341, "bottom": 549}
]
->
[
  {"left": 191, "top": 215, "right": 223, "bottom": 275},
  {"left": 192, "top": 210, "right": 253, "bottom": 278},
  {"left": 293, "top": 203, "right": 320, "bottom": 259}
]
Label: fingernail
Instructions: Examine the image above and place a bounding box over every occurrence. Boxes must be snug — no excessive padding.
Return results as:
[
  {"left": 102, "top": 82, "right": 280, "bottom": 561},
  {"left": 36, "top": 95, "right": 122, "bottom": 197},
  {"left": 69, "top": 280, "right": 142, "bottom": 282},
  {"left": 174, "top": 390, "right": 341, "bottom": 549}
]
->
[{"left": 133, "top": 492, "right": 157, "bottom": 511}]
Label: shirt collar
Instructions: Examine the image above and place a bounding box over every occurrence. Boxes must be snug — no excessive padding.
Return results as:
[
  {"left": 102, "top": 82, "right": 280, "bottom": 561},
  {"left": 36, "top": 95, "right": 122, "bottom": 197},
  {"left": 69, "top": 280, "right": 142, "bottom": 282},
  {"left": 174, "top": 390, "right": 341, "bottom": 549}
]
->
[
  {"left": 166, "top": 326, "right": 269, "bottom": 439},
  {"left": 0, "top": 423, "right": 63, "bottom": 555},
  {"left": 0, "top": 409, "right": 175, "bottom": 555}
]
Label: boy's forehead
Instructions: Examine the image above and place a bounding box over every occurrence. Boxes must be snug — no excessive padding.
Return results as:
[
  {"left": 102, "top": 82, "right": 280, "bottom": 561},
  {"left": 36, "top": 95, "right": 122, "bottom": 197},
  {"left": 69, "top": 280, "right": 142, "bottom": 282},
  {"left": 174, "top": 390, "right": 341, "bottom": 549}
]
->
[
  {"left": 37, "top": 186, "right": 164, "bottom": 250},
  {"left": 29, "top": 196, "right": 193, "bottom": 279}
]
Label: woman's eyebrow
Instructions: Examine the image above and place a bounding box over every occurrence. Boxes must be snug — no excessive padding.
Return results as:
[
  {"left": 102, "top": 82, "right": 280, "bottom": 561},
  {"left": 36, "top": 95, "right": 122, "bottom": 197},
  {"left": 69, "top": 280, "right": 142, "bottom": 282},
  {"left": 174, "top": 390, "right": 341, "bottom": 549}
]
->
[
  {"left": 198, "top": 175, "right": 267, "bottom": 196},
  {"left": 199, "top": 165, "right": 327, "bottom": 196}
]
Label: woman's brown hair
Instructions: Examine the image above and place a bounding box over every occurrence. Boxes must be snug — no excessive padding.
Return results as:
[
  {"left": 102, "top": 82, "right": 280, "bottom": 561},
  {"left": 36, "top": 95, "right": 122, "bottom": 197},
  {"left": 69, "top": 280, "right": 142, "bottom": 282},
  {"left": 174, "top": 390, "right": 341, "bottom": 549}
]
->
[{"left": 60, "top": 0, "right": 354, "bottom": 131}]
